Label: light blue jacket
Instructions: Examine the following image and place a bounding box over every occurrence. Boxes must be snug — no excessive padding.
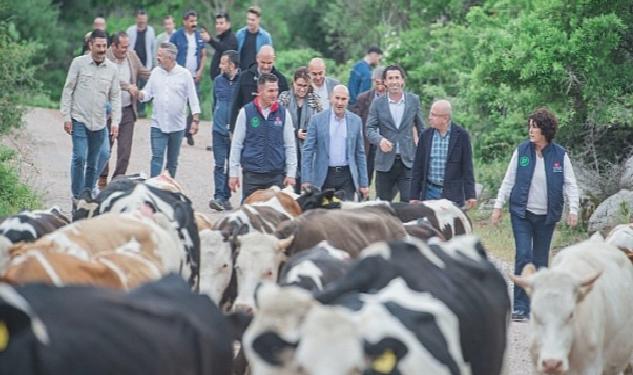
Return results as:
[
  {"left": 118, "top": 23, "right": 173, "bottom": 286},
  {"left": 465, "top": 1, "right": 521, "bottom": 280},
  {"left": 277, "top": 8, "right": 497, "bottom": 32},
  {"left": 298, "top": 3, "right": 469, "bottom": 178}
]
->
[
  {"left": 302, "top": 109, "right": 368, "bottom": 191},
  {"left": 235, "top": 26, "right": 272, "bottom": 54},
  {"left": 126, "top": 25, "right": 156, "bottom": 69}
]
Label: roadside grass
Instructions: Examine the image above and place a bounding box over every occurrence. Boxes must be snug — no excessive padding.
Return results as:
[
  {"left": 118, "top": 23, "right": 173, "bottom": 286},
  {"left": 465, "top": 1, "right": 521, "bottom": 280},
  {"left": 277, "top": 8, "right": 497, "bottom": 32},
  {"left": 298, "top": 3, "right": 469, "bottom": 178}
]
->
[{"left": 0, "top": 146, "right": 41, "bottom": 215}]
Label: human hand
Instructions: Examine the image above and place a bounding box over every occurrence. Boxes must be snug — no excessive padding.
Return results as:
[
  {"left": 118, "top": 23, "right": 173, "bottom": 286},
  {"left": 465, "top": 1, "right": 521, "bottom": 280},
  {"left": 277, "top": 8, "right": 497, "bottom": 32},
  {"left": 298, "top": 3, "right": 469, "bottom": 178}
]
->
[
  {"left": 359, "top": 187, "right": 369, "bottom": 198},
  {"left": 229, "top": 177, "right": 240, "bottom": 192},
  {"left": 64, "top": 121, "right": 72, "bottom": 135},
  {"left": 465, "top": 199, "right": 478, "bottom": 210},
  {"left": 195, "top": 71, "right": 202, "bottom": 83},
  {"left": 190, "top": 117, "right": 200, "bottom": 135},
  {"left": 200, "top": 30, "right": 210, "bottom": 42},
  {"left": 284, "top": 177, "right": 296, "bottom": 187},
  {"left": 128, "top": 84, "right": 139, "bottom": 97},
  {"left": 297, "top": 129, "right": 307, "bottom": 140},
  {"left": 567, "top": 213, "right": 578, "bottom": 227},
  {"left": 110, "top": 124, "right": 119, "bottom": 139},
  {"left": 491, "top": 208, "right": 502, "bottom": 225},
  {"left": 379, "top": 138, "right": 393, "bottom": 153}
]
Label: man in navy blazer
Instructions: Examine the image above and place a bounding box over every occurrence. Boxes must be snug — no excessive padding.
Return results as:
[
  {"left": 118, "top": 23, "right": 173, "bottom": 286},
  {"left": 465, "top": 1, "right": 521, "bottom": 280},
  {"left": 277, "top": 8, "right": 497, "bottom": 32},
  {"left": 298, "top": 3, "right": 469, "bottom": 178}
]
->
[
  {"left": 410, "top": 100, "right": 477, "bottom": 208},
  {"left": 302, "top": 85, "right": 369, "bottom": 201}
]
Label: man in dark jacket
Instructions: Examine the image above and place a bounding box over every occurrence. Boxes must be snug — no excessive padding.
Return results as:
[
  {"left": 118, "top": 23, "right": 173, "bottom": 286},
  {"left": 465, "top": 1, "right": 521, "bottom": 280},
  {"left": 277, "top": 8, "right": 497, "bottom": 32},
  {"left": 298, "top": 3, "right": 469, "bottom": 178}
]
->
[
  {"left": 202, "top": 12, "right": 238, "bottom": 79},
  {"left": 410, "top": 99, "right": 477, "bottom": 209},
  {"left": 209, "top": 50, "right": 240, "bottom": 212},
  {"left": 229, "top": 45, "right": 288, "bottom": 132}
]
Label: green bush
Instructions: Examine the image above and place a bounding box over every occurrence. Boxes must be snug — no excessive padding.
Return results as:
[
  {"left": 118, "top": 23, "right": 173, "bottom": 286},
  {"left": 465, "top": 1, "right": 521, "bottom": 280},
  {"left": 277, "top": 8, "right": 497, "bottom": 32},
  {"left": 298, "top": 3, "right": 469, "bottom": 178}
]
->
[{"left": 0, "top": 147, "right": 40, "bottom": 215}]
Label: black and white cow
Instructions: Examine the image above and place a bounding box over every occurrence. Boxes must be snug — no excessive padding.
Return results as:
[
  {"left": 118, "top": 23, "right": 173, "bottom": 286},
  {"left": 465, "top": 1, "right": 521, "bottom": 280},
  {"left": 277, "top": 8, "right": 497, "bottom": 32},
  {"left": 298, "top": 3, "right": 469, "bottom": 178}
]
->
[
  {"left": 278, "top": 241, "right": 351, "bottom": 292},
  {"left": 296, "top": 189, "right": 472, "bottom": 240},
  {"left": 0, "top": 274, "right": 233, "bottom": 375},
  {"left": 73, "top": 177, "right": 200, "bottom": 289},
  {"left": 0, "top": 207, "right": 69, "bottom": 245},
  {"left": 243, "top": 237, "right": 510, "bottom": 375}
]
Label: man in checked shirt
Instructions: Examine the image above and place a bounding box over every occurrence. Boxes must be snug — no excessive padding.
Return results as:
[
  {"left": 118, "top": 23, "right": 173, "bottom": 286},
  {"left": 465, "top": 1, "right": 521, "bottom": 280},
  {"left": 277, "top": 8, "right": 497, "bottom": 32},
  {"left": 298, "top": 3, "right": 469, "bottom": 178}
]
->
[{"left": 410, "top": 99, "right": 477, "bottom": 209}]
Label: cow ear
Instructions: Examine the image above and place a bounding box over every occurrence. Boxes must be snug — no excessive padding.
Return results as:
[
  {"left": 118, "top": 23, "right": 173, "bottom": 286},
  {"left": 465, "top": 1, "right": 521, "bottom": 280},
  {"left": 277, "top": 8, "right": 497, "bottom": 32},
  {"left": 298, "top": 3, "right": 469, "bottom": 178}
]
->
[
  {"left": 576, "top": 271, "right": 601, "bottom": 302},
  {"left": 276, "top": 235, "right": 294, "bottom": 252}
]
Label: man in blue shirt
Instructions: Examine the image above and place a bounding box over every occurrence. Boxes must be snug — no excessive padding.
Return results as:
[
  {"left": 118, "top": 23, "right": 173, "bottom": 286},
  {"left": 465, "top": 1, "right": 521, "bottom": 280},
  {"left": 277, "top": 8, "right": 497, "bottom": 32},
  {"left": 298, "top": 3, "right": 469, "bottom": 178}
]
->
[
  {"left": 209, "top": 50, "right": 240, "bottom": 211},
  {"left": 348, "top": 46, "right": 383, "bottom": 105},
  {"left": 235, "top": 6, "right": 272, "bottom": 71},
  {"left": 170, "top": 10, "right": 206, "bottom": 146}
]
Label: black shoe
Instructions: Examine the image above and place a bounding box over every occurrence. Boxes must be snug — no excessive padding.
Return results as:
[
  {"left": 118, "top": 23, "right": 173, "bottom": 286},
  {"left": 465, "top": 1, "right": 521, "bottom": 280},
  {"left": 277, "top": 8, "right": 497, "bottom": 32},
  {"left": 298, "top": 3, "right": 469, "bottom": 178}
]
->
[
  {"left": 208, "top": 199, "right": 224, "bottom": 211},
  {"left": 511, "top": 310, "right": 529, "bottom": 322},
  {"left": 186, "top": 134, "right": 194, "bottom": 146},
  {"left": 222, "top": 201, "right": 233, "bottom": 211}
]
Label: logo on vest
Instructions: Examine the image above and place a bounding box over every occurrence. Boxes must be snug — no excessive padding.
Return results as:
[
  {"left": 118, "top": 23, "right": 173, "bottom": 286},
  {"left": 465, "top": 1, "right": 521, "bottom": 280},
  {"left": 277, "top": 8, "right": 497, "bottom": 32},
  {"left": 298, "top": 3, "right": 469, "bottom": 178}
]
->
[
  {"left": 251, "top": 117, "right": 260, "bottom": 128},
  {"left": 553, "top": 161, "right": 563, "bottom": 173},
  {"left": 273, "top": 116, "right": 283, "bottom": 127},
  {"left": 519, "top": 156, "right": 529, "bottom": 167}
]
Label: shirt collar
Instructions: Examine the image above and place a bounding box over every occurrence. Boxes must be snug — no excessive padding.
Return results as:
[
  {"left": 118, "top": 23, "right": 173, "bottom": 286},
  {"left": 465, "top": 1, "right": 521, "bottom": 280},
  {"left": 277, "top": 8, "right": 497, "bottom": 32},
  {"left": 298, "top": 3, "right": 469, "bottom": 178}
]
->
[
  {"left": 330, "top": 110, "right": 345, "bottom": 123},
  {"left": 434, "top": 123, "right": 452, "bottom": 138},
  {"left": 254, "top": 97, "right": 279, "bottom": 115},
  {"left": 388, "top": 93, "right": 405, "bottom": 105}
]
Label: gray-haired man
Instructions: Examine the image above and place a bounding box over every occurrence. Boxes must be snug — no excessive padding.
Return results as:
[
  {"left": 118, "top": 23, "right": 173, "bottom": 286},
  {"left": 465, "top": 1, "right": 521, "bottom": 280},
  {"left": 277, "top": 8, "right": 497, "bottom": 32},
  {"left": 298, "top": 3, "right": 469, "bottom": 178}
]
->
[{"left": 139, "top": 42, "right": 200, "bottom": 178}]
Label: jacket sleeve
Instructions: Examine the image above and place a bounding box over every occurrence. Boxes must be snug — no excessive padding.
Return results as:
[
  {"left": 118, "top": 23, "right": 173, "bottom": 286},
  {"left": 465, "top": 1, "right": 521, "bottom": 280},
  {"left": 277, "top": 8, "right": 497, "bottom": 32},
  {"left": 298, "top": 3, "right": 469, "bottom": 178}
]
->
[
  {"left": 410, "top": 130, "right": 426, "bottom": 200},
  {"left": 60, "top": 57, "right": 79, "bottom": 122},
  {"left": 461, "top": 129, "right": 476, "bottom": 200},
  {"left": 301, "top": 116, "right": 318, "bottom": 185},
  {"left": 229, "top": 78, "right": 244, "bottom": 132},
  {"left": 366, "top": 100, "right": 382, "bottom": 145},
  {"left": 355, "top": 118, "right": 369, "bottom": 188},
  {"left": 348, "top": 66, "right": 360, "bottom": 105}
]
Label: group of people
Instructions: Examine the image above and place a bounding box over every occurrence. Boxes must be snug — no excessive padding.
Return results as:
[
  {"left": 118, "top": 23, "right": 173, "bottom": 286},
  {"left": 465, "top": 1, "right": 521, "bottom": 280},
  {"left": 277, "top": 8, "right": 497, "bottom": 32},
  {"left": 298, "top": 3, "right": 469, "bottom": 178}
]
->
[{"left": 62, "top": 6, "right": 581, "bottom": 322}]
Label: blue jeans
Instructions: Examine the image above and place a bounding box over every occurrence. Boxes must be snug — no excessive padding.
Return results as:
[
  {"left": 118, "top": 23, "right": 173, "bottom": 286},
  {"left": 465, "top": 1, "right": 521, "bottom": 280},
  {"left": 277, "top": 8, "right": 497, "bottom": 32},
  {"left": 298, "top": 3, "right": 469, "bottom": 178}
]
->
[
  {"left": 70, "top": 121, "right": 107, "bottom": 198},
  {"left": 425, "top": 183, "right": 443, "bottom": 200},
  {"left": 95, "top": 133, "right": 111, "bottom": 183},
  {"left": 150, "top": 127, "right": 184, "bottom": 178},
  {"left": 212, "top": 131, "right": 231, "bottom": 201},
  {"left": 510, "top": 211, "right": 556, "bottom": 314}
]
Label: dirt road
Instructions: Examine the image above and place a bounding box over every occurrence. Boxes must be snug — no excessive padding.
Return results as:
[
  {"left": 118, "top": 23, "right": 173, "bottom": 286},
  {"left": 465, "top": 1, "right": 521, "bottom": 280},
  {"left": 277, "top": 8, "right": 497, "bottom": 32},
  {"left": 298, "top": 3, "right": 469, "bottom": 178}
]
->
[{"left": 5, "top": 107, "right": 533, "bottom": 374}]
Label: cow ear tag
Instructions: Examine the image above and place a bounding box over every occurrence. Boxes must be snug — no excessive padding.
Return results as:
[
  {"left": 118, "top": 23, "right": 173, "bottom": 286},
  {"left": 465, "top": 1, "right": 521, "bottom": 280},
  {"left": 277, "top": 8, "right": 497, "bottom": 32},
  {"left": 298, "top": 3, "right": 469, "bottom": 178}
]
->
[
  {"left": 372, "top": 349, "right": 397, "bottom": 374},
  {"left": 0, "top": 321, "right": 8, "bottom": 351}
]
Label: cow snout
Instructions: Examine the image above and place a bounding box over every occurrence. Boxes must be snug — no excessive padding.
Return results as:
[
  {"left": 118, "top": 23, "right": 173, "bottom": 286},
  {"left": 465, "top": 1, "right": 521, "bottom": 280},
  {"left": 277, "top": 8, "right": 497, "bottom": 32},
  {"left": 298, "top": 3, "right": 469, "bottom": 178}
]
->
[
  {"left": 541, "top": 359, "right": 563, "bottom": 374},
  {"left": 233, "top": 303, "right": 254, "bottom": 315}
]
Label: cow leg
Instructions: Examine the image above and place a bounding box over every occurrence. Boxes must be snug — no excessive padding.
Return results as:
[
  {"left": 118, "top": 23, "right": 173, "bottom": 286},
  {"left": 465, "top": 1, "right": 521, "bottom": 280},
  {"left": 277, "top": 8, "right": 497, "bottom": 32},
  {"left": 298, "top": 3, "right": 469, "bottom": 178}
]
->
[{"left": 233, "top": 346, "right": 249, "bottom": 375}]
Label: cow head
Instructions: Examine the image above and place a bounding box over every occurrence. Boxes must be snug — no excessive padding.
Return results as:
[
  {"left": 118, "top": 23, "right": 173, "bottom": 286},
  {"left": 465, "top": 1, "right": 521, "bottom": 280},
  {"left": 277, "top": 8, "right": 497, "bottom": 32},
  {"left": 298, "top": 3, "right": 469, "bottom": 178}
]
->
[
  {"left": 512, "top": 266, "right": 601, "bottom": 374},
  {"left": 145, "top": 170, "right": 184, "bottom": 193},
  {"left": 296, "top": 189, "right": 345, "bottom": 211},
  {"left": 198, "top": 229, "right": 233, "bottom": 305},
  {"left": 73, "top": 189, "right": 99, "bottom": 221},
  {"left": 243, "top": 283, "right": 316, "bottom": 374},
  {"left": 232, "top": 233, "right": 294, "bottom": 313}
]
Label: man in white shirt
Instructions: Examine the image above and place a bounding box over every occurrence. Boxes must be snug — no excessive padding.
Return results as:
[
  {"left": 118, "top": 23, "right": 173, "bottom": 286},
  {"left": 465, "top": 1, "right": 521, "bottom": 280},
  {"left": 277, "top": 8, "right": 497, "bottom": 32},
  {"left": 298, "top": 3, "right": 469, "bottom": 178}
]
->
[
  {"left": 308, "top": 57, "right": 339, "bottom": 111},
  {"left": 139, "top": 42, "right": 200, "bottom": 178},
  {"left": 229, "top": 73, "right": 297, "bottom": 201}
]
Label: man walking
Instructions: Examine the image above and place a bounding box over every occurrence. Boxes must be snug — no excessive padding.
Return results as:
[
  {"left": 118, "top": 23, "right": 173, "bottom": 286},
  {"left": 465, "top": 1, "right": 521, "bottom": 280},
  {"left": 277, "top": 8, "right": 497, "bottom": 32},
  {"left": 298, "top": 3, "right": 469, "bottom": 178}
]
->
[
  {"left": 97, "top": 31, "right": 151, "bottom": 187},
  {"left": 61, "top": 29, "right": 121, "bottom": 206},
  {"left": 229, "top": 45, "right": 288, "bottom": 130},
  {"left": 235, "top": 6, "right": 272, "bottom": 71},
  {"left": 208, "top": 50, "right": 240, "bottom": 212},
  {"left": 410, "top": 100, "right": 477, "bottom": 209},
  {"left": 367, "top": 65, "right": 424, "bottom": 202},
  {"left": 154, "top": 15, "right": 175, "bottom": 63},
  {"left": 302, "top": 85, "right": 368, "bottom": 201},
  {"left": 139, "top": 42, "right": 200, "bottom": 178},
  {"left": 127, "top": 9, "right": 156, "bottom": 118},
  {"left": 308, "top": 57, "right": 339, "bottom": 110},
  {"left": 228, "top": 73, "right": 296, "bottom": 201},
  {"left": 352, "top": 66, "right": 385, "bottom": 187},
  {"left": 202, "top": 12, "right": 238, "bottom": 80},
  {"left": 171, "top": 10, "right": 206, "bottom": 146},
  {"left": 348, "top": 46, "right": 382, "bottom": 105}
]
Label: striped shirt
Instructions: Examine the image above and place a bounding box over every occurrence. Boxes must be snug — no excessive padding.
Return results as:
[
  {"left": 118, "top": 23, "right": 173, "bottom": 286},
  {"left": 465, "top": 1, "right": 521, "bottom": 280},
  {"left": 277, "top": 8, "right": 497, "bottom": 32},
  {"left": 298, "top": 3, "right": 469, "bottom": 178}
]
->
[{"left": 428, "top": 125, "right": 451, "bottom": 185}]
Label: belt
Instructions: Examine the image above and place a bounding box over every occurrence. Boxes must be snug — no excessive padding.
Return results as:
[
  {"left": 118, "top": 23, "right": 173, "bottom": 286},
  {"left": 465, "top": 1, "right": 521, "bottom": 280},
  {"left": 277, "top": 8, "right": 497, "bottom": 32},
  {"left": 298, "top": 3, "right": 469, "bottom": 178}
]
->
[
  {"left": 427, "top": 181, "right": 444, "bottom": 188},
  {"left": 328, "top": 165, "right": 349, "bottom": 172},
  {"left": 394, "top": 154, "right": 402, "bottom": 159}
]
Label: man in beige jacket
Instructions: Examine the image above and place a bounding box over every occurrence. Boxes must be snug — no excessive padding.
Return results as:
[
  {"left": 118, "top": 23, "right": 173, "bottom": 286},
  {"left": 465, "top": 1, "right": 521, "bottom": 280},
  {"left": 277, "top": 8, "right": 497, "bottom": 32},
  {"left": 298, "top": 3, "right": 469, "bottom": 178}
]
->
[{"left": 98, "top": 31, "right": 151, "bottom": 187}]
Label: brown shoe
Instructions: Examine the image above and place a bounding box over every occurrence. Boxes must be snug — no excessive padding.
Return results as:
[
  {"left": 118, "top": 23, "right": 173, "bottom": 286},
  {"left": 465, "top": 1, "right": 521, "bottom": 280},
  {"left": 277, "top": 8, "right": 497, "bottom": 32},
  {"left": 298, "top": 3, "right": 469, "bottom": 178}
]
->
[{"left": 98, "top": 176, "right": 107, "bottom": 189}]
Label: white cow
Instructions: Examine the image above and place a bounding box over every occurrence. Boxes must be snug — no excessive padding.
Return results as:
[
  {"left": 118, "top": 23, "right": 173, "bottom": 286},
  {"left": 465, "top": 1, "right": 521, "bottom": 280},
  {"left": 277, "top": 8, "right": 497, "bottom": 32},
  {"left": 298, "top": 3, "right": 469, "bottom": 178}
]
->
[
  {"left": 197, "top": 229, "right": 233, "bottom": 305},
  {"left": 512, "top": 237, "right": 633, "bottom": 374}
]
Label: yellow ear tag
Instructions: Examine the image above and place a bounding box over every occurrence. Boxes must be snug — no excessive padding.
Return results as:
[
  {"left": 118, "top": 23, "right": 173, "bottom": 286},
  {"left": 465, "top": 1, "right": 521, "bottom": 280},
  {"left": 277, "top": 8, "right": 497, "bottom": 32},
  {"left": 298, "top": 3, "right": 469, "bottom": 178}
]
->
[
  {"left": 331, "top": 195, "right": 342, "bottom": 204},
  {"left": 0, "top": 321, "right": 9, "bottom": 351},
  {"left": 372, "top": 349, "right": 397, "bottom": 374},
  {"left": 321, "top": 196, "right": 331, "bottom": 206}
]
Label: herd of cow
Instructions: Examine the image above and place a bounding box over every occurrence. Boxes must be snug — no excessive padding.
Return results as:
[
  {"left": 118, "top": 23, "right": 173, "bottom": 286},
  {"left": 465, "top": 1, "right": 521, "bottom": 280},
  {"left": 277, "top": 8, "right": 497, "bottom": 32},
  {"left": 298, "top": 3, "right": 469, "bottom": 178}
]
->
[{"left": 1, "top": 172, "right": 633, "bottom": 374}]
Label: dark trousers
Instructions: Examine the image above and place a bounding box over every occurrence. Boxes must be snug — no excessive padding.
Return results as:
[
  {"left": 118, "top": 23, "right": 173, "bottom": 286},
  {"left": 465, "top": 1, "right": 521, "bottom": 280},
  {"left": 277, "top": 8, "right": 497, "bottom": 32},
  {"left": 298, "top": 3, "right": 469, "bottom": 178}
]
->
[
  {"left": 101, "top": 106, "right": 136, "bottom": 179},
  {"left": 186, "top": 81, "right": 201, "bottom": 140},
  {"left": 212, "top": 131, "right": 231, "bottom": 202},
  {"left": 322, "top": 166, "right": 356, "bottom": 201},
  {"left": 510, "top": 211, "right": 556, "bottom": 314},
  {"left": 242, "top": 171, "right": 285, "bottom": 202},
  {"left": 375, "top": 157, "right": 412, "bottom": 202},
  {"left": 367, "top": 144, "right": 376, "bottom": 187}
]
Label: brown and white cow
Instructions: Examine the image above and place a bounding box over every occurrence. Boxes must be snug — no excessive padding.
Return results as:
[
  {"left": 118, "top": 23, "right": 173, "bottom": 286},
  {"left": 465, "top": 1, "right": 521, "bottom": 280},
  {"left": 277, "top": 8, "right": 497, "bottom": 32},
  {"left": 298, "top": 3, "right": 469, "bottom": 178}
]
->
[
  {"left": 1, "top": 212, "right": 183, "bottom": 289},
  {"left": 243, "top": 186, "right": 302, "bottom": 217},
  {"left": 0, "top": 207, "right": 70, "bottom": 254}
]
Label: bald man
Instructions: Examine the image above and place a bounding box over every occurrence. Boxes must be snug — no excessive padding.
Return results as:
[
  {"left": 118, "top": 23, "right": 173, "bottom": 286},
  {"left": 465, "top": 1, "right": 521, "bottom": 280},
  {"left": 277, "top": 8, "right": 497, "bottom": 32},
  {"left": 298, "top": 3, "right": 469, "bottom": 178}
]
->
[
  {"left": 229, "top": 45, "right": 288, "bottom": 130},
  {"left": 302, "top": 85, "right": 369, "bottom": 201},
  {"left": 410, "top": 99, "right": 477, "bottom": 209},
  {"left": 82, "top": 17, "right": 111, "bottom": 54},
  {"left": 308, "top": 57, "right": 340, "bottom": 110}
]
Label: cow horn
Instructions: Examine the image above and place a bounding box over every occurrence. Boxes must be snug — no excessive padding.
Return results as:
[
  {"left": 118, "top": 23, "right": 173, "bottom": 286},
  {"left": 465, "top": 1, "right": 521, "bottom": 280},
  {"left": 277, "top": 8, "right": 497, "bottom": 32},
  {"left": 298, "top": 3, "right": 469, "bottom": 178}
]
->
[{"left": 276, "top": 235, "right": 294, "bottom": 252}]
